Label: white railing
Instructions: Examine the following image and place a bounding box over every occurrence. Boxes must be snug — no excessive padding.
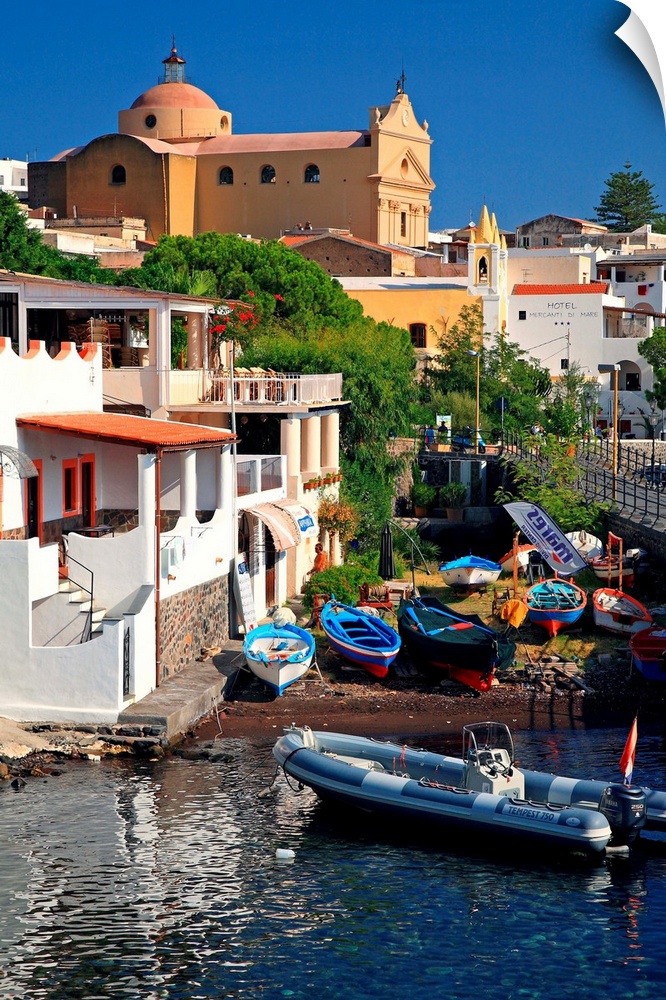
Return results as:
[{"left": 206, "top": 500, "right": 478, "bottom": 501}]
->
[
  {"left": 236, "top": 455, "right": 285, "bottom": 497},
  {"left": 166, "top": 369, "right": 343, "bottom": 406}
]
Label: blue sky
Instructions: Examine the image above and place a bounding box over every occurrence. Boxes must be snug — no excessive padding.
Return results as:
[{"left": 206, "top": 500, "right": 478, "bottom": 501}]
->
[{"left": 4, "top": 0, "right": 665, "bottom": 231}]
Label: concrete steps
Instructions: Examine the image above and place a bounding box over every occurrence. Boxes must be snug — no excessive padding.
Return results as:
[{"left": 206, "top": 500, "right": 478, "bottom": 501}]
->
[{"left": 59, "top": 581, "right": 107, "bottom": 633}]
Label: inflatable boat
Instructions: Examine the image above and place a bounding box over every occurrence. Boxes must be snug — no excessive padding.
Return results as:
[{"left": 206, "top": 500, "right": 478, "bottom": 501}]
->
[{"left": 273, "top": 722, "right": 651, "bottom": 857}]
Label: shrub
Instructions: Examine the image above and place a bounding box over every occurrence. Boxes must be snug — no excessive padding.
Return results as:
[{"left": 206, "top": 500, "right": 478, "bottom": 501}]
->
[
  {"left": 439, "top": 482, "right": 467, "bottom": 508},
  {"left": 302, "top": 559, "right": 383, "bottom": 610}
]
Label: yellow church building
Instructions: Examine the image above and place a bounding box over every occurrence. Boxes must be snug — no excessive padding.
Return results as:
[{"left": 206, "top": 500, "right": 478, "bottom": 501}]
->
[{"left": 29, "top": 47, "right": 435, "bottom": 247}]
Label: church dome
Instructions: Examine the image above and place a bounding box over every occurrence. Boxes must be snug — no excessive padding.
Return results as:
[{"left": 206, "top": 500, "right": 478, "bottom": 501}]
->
[
  {"left": 130, "top": 82, "right": 219, "bottom": 111},
  {"left": 119, "top": 45, "right": 231, "bottom": 143}
]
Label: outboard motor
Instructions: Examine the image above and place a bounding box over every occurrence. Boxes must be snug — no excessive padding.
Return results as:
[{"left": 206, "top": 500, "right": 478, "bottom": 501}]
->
[{"left": 599, "top": 784, "right": 647, "bottom": 847}]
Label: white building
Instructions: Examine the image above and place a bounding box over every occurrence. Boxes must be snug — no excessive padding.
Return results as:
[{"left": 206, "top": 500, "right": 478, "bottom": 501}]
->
[
  {"left": 1, "top": 269, "right": 343, "bottom": 654},
  {"left": 0, "top": 333, "right": 237, "bottom": 723},
  {"left": 0, "top": 158, "right": 28, "bottom": 201}
]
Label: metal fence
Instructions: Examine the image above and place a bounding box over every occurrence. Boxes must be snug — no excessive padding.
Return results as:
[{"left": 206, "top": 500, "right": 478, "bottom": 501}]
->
[{"left": 502, "top": 431, "right": 666, "bottom": 525}]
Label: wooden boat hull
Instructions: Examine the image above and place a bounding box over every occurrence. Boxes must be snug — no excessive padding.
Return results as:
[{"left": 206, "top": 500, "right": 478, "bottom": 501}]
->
[
  {"left": 524, "top": 580, "right": 587, "bottom": 637},
  {"left": 592, "top": 589, "right": 652, "bottom": 636},
  {"left": 397, "top": 596, "right": 515, "bottom": 692},
  {"left": 320, "top": 601, "right": 400, "bottom": 679},
  {"left": 273, "top": 727, "right": 616, "bottom": 856},
  {"left": 630, "top": 627, "right": 666, "bottom": 681},
  {"left": 499, "top": 544, "right": 536, "bottom": 573},
  {"left": 243, "top": 622, "right": 316, "bottom": 696},
  {"left": 439, "top": 556, "right": 501, "bottom": 589},
  {"left": 565, "top": 531, "right": 604, "bottom": 562},
  {"left": 590, "top": 557, "right": 635, "bottom": 589}
]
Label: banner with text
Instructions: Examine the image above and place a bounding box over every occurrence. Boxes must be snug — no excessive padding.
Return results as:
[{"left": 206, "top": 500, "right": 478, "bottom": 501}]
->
[{"left": 503, "top": 501, "right": 588, "bottom": 576}]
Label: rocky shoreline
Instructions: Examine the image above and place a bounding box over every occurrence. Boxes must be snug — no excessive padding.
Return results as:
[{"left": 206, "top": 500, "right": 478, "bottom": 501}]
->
[{"left": 2, "top": 636, "right": 663, "bottom": 779}]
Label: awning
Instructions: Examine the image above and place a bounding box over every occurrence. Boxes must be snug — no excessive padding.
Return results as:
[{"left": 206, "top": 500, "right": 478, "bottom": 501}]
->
[
  {"left": 0, "top": 445, "right": 38, "bottom": 479},
  {"left": 246, "top": 503, "right": 300, "bottom": 551},
  {"left": 272, "top": 499, "right": 318, "bottom": 539}
]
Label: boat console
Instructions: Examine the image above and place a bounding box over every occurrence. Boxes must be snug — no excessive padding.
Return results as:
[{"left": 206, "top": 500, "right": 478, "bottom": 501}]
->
[{"left": 461, "top": 721, "right": 525, "bottom": 798}]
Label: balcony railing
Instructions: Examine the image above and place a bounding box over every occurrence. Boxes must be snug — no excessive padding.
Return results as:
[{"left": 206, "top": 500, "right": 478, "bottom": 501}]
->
[
  {"left": 237, "top": 455, "right": 285, "bottom": 497},
  {"left": 166, "top": 369, "right": 343, "bottom": 407}
]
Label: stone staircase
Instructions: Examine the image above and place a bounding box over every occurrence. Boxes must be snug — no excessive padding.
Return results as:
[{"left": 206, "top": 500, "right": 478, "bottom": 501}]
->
[{"left": 32, "top": 579, "right": 108, "bottom": 647}]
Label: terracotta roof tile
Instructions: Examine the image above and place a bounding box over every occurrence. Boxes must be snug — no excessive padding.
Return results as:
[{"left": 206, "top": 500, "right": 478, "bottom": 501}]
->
[
  {"left": 512, "top": 283, "right": 610, "bottom": 295},
  {"left": 17, "top": 412, "right": 236, "bottom": 450}
]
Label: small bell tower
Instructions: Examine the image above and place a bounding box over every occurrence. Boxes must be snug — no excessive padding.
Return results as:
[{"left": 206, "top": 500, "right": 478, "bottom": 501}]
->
[{"left": 468, "top": 205, "right": 508, "bottom": 340}]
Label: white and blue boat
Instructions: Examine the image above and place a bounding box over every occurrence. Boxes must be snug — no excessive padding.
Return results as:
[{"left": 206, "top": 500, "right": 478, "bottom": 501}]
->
[
  {"left": 439, "top": 555, "right": 501, "bottom": 590},
  {"left": 320, "top": 599, "right": 401, "bottom": 678},
  {"left": 243, "top": 622, "right": 316, "bottom": 696},
  {"left": 273, "top": 721, "right": 652, "bottom": 857}
]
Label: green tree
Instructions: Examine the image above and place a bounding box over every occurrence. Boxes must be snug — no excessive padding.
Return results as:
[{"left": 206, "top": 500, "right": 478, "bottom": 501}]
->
[
  {"left": 124, "top": 231, "right": 417, "bottom": 550},
  {"left": 594, "top": 163, "right": 661, "bottom": 232},
  {"left": 496, "top": 435, "right": 608, "bottom": 535},
  {"left": 638, "top": 326, "right": 666, "bottom": 410}
]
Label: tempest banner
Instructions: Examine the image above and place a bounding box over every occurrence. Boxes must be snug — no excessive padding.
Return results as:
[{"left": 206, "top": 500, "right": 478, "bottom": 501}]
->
[{"left": 503, "top": 502, "right": 587, "bottom": 576}]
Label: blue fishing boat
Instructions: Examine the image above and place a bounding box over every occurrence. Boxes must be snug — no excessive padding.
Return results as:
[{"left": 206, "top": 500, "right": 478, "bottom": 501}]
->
[
  {"left": 439, "top": 555, "right": 501, "bottom": 590},
  {"left": 524, "top": 578, "right": 587, "bottom": 637},
  {"left": 629, "top": 626, "right": 666, "bottom": 681},
  {"left": 320, "top": 599, "right": 401, "bottom": 678},
  {"left": 243, "top": 622, "right": 316, "bottom": 696}
]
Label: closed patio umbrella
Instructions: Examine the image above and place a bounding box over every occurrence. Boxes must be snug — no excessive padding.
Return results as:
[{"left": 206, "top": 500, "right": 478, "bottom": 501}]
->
[{"left": 378, "top": 522, "right": 396, "bottom": 580}]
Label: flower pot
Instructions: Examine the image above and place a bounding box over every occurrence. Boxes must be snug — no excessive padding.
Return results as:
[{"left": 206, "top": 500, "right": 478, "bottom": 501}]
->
[
  {"left": 414, "top": 505, "right": 429, "bottom": 518},
  {"left": 446, "top": 507, "right": 464, "bottom": 522}
]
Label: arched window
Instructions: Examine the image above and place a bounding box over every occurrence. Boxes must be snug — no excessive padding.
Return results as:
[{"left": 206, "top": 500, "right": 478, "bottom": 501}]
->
[
  {"left": 219, "top": 166, "right": 234, "bottom": 185},
  {"left": 304, "top": 163, "right": 320, "bottom": 183},
  {"left": 477, "top": 255, "right": 489, "bottom": 283},
  {"left": 110, "top": 164, "right": 126, "bottom": 185},
  {"left": 409, "top": 323, "right": 426, "bottom": 349},
  {"left": 261, "top": 164, "right": 276, "bottom": 184}
]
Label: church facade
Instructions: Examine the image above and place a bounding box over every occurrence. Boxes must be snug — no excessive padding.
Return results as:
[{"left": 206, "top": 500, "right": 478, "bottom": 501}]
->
[{"left": 29, "top": 47, "right": 435, "bottom": 247}]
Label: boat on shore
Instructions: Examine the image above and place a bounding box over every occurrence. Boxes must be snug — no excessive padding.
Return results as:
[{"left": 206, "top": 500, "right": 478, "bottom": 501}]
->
[
  {"left": 629, "top": 626, "right": 666, "bottom": 681},
  {"left": 438, "top": 555, "right": 501, "bottom": 590},
  {"left": 592, "top": 532, "right": 652, "bottom": 636},
  {"left": 396, "top": 596, "right": 515, "bottom": 692},
  {"left": 243, "top": 622, "right": 316, "bottom": 696},
  {"left": 320, "top": 599, "right": 401, "bottom": 678},
  {"left": 589, "top": 532, "right": 636, "bottom": 588},
  {"left": 499, "top": 543, "right": 536, "bottom": 574},
  {"left": 593, "top": 589, "right": 653, "bottom": 636},
  {"left": 274, "top": 721, "right": 651, "bottom": 857},
  {"left": 524, "top": 578, "right": 587, "bottom": 637},
  {"left": 565, "top": 530, "right": 604, "bottom": 563}
]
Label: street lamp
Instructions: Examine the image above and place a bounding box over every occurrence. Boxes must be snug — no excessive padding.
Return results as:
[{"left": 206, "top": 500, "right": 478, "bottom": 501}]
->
[
  {"left": 649, "top": 398, "right": 658, "bottom": 471},
  {"left": 467, "top": 349, "right": 481, "bottom": 452},
  {"left": 598, "top": 363, "right": 620, "bottom": 498}
]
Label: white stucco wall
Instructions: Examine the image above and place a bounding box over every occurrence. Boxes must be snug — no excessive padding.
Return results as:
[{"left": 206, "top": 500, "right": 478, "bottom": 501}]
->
[{"left": 0, "top": 539, "right": 128, "bottom": 722}]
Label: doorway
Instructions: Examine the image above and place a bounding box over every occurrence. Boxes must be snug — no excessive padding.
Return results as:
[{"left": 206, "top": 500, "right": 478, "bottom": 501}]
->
[
  {"left": 80, "top": 455, "right": 96, "bottom": 527},
  {"left": 25, "top": 460, "right": 43, "bottom": 540},
  {"left": 264, "top": 531, "right": 277, "bottom": 608}
]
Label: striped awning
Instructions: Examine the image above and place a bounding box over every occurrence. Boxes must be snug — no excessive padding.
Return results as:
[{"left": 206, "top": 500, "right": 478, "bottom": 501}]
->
[
  {"left": 246, "top": 503, "right": 301, "bottom": 551},
  {"left": 272, "top": 499, "right": 318, "bottom": 539}
]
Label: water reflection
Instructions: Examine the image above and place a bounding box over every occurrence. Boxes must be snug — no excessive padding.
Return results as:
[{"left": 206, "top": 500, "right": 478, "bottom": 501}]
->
[{"left": 0, "top": 728, "right": 664, "bottom": 997}]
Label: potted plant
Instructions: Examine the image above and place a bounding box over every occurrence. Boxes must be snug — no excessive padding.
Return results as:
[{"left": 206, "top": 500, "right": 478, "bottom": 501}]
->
[
  {"left": 439, "top": 481, "right": 467, "bottom": 521},
  {"left": 411, "top": 480, "right": 438, "bottom": 517}
]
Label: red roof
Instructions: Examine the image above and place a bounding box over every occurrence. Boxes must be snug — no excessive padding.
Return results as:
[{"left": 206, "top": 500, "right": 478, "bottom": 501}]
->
[
  {"left": 512, "top": 283, "right": 609, "bottom": 295},
  {"left": 17, "top": 413, "right": 236, "bottom": 451}
]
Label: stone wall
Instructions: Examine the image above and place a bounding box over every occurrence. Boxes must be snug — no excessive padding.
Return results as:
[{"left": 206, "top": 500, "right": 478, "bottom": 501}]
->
[{"left": 159, "top": 575, "right": 230, "bottom": 681}]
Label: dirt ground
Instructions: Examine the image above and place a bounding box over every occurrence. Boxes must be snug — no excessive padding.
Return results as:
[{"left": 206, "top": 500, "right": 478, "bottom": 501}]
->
[{"left": 193, "top": 568, "right": 666, "bottom": 744}]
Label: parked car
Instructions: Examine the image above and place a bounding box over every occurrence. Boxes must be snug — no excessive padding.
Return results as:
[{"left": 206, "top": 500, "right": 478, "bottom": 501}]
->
[
  {"left": 643, "top": 463, "right": 666, "bottom": 485},
  {"left": 451, "top": 427, "right": 486, "bottom": 454}
]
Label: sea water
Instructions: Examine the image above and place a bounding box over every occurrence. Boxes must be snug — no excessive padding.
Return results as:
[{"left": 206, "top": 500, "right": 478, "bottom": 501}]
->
[{"left": 0, "top": 726, "right": 665, "bottom": 1000}]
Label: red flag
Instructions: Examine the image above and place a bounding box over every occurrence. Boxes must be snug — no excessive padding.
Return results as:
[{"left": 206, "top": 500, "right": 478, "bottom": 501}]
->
[{"left": 619, "top": 717, "right": 638, "bottom": 785}]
